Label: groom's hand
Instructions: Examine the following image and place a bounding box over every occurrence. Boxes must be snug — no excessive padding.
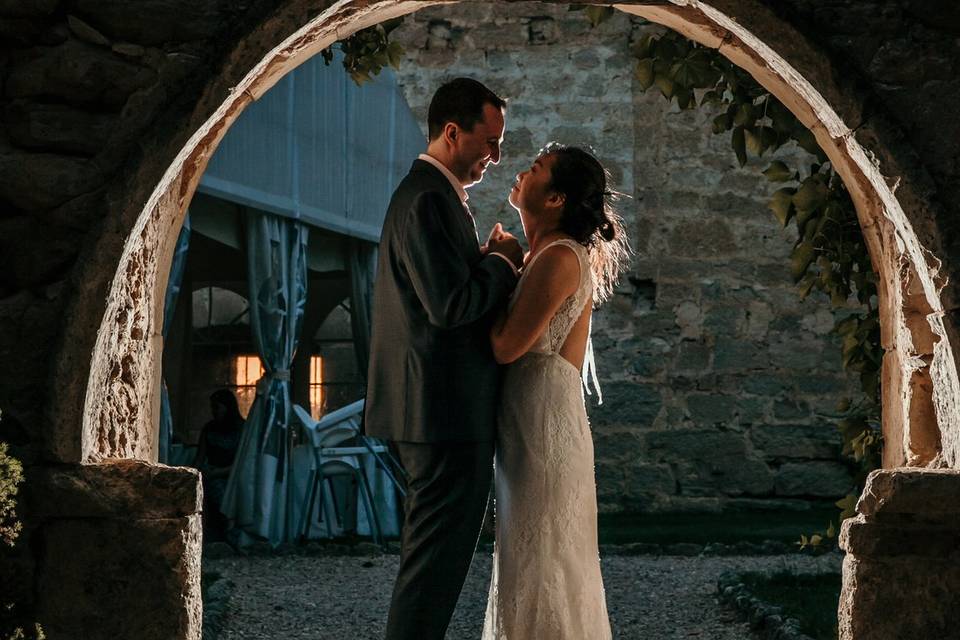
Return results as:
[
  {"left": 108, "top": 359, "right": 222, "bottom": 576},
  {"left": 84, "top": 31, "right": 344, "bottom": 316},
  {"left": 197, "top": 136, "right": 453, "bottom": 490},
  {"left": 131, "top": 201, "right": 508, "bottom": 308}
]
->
[
  {"left": 488, "top": 232, "right": 523, "bottom": 271},
  {"left": 481, "top": 222, "right": 507, "bottom": 255}
]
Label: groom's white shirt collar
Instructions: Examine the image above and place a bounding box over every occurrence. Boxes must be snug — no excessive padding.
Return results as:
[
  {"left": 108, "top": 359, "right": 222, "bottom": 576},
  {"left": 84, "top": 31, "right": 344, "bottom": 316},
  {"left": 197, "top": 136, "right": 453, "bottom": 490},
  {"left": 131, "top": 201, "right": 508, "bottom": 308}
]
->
[{"left": 418, "top": 153, "right": 468, "bottom": 204}]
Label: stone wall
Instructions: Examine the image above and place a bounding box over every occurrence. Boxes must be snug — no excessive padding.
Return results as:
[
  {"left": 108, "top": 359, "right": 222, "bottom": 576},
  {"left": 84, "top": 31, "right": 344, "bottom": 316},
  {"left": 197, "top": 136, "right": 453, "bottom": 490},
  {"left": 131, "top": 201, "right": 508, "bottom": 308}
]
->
[{"left": 392, "top": 4, "right": 860, "bottom": 513}]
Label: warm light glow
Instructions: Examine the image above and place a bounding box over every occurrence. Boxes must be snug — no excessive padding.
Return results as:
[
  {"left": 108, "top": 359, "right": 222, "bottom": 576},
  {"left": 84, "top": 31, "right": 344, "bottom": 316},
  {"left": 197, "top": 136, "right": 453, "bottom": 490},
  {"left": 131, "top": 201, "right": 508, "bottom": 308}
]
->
[
  {"left": 310, "top": 356, "right": 324, "bottom": 419},
  {"left": 234, "top": 355, "right": 263, "bottom": 418},
  {"left": 235, "top": 355, "right": 264, "bottom": 387}
]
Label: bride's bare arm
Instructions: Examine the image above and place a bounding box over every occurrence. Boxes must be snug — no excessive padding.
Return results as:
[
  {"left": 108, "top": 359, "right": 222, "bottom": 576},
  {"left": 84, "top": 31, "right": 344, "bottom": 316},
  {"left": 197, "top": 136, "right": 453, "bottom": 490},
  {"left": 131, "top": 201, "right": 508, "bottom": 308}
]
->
[{"left": 490, "top": 245, "right": 579, "bottom": 364}]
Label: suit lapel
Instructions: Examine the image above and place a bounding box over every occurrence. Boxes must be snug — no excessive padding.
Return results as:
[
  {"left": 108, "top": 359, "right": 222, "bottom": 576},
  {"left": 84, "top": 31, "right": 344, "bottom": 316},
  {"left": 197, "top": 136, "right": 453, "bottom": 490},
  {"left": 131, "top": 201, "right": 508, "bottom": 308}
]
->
[{"left": 410, "top": 160, "right": 480, "bottom": 250}]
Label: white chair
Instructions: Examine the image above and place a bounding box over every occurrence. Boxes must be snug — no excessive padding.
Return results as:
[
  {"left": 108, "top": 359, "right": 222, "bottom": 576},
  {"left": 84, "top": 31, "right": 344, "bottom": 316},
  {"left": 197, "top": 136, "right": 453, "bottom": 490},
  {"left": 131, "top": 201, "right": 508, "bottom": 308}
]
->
[
  {"left": 294, "top": 400, "right": 405, "bottom": 493},
  {"left": 294, "top": 401, "right": 384, "bottom": 544}
]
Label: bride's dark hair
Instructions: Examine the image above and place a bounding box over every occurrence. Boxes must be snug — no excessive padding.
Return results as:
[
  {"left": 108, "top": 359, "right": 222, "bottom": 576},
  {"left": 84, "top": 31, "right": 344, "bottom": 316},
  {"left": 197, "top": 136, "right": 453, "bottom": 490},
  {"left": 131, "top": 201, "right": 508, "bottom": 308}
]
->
[{"left": 540, "top": 142, "right": 631, "bottom": 304}]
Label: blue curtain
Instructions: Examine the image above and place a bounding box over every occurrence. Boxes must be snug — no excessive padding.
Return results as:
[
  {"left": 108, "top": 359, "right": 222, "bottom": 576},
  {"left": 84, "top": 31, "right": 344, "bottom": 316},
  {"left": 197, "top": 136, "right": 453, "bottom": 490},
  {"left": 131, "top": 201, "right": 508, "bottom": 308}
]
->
[
  {"left": 348, "top": 238, "right": 378, "bottom": 380},
  {"left": 221, "top": 209, "right": 309, "bottom": 546},
  {"left": 158, "top": 215, "right": 191, "bottom": 464}
]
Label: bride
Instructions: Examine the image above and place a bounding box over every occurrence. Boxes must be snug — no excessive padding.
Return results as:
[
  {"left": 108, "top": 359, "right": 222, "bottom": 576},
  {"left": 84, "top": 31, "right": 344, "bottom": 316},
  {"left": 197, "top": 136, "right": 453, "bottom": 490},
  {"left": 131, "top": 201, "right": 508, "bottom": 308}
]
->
[{"left": 482, "top": 143, "right": 630, "bottom": 639}]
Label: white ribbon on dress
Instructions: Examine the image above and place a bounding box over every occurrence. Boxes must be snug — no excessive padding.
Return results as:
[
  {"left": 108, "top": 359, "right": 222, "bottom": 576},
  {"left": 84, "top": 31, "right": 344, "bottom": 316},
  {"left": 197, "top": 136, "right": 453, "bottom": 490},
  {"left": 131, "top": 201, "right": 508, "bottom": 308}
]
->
[{"left": 581, "top": 316, "right": 603, "bottom": 405}]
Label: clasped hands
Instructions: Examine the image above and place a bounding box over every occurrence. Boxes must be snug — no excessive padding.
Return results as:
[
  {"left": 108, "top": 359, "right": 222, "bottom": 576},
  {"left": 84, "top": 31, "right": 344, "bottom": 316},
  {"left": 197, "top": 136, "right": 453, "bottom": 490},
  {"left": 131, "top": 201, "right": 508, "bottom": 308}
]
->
[{"left": 481, "top": 223, "right": 524, "bottom": 271}]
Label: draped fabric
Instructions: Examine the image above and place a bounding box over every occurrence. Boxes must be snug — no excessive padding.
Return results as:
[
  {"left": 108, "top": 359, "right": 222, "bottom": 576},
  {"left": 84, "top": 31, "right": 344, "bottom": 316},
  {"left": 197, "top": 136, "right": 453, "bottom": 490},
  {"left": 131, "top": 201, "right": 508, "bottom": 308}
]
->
[
  {"left": 221, "top": 209, "right": 309, "bottom": 546},
  {"left": 348, "top": 238, "right": 378, "bottom": 380},
  {"left": 158, "top": 215, "right": 191, "bottom": 464}
]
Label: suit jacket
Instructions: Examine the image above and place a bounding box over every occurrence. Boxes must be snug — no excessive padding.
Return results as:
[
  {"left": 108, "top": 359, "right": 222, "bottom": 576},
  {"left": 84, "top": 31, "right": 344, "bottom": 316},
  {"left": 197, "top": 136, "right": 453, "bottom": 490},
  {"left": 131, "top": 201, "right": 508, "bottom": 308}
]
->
[{"left": 364, "top": 159, "right": 517, "bottom": 442}]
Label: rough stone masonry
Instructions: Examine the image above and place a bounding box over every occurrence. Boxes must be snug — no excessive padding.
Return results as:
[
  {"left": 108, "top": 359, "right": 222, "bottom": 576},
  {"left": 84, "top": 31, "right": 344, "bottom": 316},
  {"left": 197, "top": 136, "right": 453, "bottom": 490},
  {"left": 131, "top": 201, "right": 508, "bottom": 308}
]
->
[{"left": 392, "top": 3, "right": 860, "bottom": 514}]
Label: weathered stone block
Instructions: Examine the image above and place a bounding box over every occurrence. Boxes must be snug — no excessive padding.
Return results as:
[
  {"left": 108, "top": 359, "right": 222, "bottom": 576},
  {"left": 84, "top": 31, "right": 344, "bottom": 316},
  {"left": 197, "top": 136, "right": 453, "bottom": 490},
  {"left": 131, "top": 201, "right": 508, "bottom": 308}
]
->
[
  {"left": 668, "top": 219, "right": 737, "bottom": 257},
  {"left": 6, "top": 39, "right": 157, "bottom": 108},
  {"left": 795, "top": 373, "right": 848, "bottom": 394},
  {"left": 686, "top": 393, "right": 736, "bottom": 425},
  {"left": 595, "top": 459, "right": 626, "bottom": 503},
  {"left": 527, "top": 16, "right": 557, "bottom": 45},
  {"left": 0, "top": 150, "right": 105, "bottom": 210},
  {"left": 768, "top": 336, "right": 824, "bottom": 370},
  {"left": 25, "top": 461, "right": 202, "bottom": 640},
  {"left": 841, "top": 516, "right": 960, "bottom": 558},
  {"left": 772, "top": 397, "right": 810, "bottom": 421},
  {"left": 855, "top": 468, "right": 960, "bottom": 519},
  {"left": 625, "top": 462, "right": 676, "bottom": 498},
  {"left": 0, "top": 216, "right": 80, "bottom": 288},
  {"left": 675, "top": 339, "right": 710, "bottom": 371},
  {"left": 839, "top": 552, "right": 960, "bottom": 640},
  {"left": 713, "top": 337, "right": 765, "bottom": 371},
  {"left": 646, "top": 429, "right": 774, "bottom": 495},
  {"left": 73, "top": 0, "right": 232, "bottom": 45},
  {"left": 37, "top": 515, "right": 201, "bottom": 640},
  {"left": 592, "top": 428, "right": 644, "bottom": 462},
  {"left": 629, "top": 353, "right": 663, "bottom": 377},
  {"left": 4, "top": 101, "right": 117, "bottom": 154},
  {"left": 589, "top": 381, "right": 662, "bottom": 427},
  {"left": 775, "top": 461, "right": 853, "bottom": 497},
  {"left": 0, "top": 16, "right": 45, "bottom": 46},
  {"left": 674, "top": 299, "right": 702, "bottom": 339},
  {"left": 839, "top": 471, "right": 960, "bottom": 640},
  {"left": 735, "top": 396, "right": 769, "bottom": 424},
  {"left": 67, "top": 14, "right": 111, "bottom": 46},
  {"left": 749, "top": 423, "right": 841, "bottom": 460},
  {"left": 0, "top": 0, "right": 57, "bottom": 18},
  {"left": 646, "top": 428, "right": 744, "bottom": 460},
  {"left": 26, "top": 460, "right": 202, "bottom": 520},
  {"left": 741, "top": 374, "right": 792, "bottom": 396}
]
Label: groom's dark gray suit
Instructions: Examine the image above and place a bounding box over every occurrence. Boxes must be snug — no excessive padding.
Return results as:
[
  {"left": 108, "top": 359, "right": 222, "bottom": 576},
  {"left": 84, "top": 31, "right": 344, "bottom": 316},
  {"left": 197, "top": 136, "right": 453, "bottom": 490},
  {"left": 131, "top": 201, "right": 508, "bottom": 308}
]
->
[{"left": 365, "top": 158, "right": 518, "bottom": 640}]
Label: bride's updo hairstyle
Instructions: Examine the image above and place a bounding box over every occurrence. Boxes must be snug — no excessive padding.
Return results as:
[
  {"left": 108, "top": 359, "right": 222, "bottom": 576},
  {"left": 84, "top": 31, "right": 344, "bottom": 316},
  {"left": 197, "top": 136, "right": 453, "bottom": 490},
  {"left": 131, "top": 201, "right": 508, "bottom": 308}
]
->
[{"left": 541, "top": 142, "right": 631, "bottom": 304}]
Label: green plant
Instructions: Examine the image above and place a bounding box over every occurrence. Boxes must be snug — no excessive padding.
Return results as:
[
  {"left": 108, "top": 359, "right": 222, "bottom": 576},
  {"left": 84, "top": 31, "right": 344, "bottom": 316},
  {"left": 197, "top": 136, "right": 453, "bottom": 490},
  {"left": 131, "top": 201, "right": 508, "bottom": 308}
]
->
[
  {"left": 0, "top": 441, "right": 22, "bottom": 548},
  {"left": 623, "top": 24, "right": 883, "bottom": 550},
  {"left": 321, "top": 19, "right": 405, "bottom": 86},
  {"left": 0, "top": 410, "right": 44, "bottom": 640}
]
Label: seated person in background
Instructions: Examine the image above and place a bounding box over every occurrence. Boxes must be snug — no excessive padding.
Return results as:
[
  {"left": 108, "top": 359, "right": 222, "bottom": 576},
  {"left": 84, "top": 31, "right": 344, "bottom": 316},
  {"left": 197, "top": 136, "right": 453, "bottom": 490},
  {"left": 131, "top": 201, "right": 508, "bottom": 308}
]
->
[{"left": 193, "top": 389, "right": 244, "bottom": 542}]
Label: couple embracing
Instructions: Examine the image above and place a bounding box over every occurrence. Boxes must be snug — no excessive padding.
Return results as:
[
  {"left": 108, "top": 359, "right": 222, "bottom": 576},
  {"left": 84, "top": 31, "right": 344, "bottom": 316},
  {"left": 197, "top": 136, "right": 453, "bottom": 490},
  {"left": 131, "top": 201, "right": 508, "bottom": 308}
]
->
[{"left": 365, "top": 77, "right": 630, "bottom": 640}]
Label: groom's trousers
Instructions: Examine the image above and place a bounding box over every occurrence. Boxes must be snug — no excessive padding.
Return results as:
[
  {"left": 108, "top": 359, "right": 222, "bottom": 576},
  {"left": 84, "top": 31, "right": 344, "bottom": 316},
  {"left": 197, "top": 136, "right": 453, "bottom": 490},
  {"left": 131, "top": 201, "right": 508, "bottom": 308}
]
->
[{"left": 384, "top": 440, "right": 494, "bottom": 640}]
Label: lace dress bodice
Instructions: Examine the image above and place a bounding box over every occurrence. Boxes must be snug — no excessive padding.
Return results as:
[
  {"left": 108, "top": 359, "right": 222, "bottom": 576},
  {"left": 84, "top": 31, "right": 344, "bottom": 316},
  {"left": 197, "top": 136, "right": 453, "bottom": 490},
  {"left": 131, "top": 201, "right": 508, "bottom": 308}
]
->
[{"left": 509, "top": 238, "right": 602, "bottom": 402}]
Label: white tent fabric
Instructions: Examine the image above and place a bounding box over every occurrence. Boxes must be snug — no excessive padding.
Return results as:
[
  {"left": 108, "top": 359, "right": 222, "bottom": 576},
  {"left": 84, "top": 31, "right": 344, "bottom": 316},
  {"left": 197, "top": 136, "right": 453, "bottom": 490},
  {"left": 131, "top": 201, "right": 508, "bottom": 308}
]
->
[{"left": 198, "top": 50, "right": 426, "bottom": 243}]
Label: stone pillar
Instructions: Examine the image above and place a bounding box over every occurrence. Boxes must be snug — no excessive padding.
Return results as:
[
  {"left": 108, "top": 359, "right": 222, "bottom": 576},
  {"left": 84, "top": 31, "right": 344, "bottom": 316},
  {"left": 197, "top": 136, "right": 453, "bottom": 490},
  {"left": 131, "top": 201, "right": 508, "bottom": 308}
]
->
[
  {"left": 838, "top": 468, "right": 960, "bottom": 640},
  {"left": 24, "top": 460, "right": 202, "bottom": 640}
]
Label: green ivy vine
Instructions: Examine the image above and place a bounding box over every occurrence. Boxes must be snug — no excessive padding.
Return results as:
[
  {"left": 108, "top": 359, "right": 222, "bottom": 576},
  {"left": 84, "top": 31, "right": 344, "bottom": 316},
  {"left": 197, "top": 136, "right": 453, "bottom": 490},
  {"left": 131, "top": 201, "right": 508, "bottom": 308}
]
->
[
  {"left": 321, "top": 18, "right": 405, "bottom": 86},
  {"left": 625, "top": 25, "right": 882, "bottom": 550}
]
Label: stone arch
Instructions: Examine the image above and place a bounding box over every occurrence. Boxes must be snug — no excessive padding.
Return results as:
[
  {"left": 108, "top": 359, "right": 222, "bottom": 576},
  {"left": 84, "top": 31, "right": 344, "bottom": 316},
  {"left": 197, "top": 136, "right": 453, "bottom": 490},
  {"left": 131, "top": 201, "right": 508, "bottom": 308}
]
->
[{"left": 60, "top": 0, "right": 957, "bottom": 474}]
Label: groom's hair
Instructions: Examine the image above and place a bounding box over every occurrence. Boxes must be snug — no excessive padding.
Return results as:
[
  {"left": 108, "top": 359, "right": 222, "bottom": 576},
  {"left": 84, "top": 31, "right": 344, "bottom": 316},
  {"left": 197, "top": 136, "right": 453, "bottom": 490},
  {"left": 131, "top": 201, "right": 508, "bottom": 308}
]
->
[{"left": 427, "top": 78, "right": 506, "bottom": 140}]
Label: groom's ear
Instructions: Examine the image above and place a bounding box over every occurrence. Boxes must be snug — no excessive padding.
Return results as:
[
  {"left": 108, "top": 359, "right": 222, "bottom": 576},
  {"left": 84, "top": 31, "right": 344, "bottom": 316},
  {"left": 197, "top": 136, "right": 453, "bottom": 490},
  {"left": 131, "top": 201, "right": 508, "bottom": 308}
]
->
[{"left": 443, "top": 122, "right": 460, "bottom": 144}]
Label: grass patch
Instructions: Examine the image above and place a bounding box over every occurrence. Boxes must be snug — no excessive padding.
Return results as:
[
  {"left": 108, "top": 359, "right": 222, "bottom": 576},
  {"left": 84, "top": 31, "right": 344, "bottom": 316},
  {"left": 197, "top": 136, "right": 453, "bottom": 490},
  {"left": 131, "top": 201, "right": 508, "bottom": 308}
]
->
[
  {"left": 741, "top": 571, "right": 841, "bottom": 640},
  {"left": 597, "top": 507, "right": 839, "bottom": 545}
]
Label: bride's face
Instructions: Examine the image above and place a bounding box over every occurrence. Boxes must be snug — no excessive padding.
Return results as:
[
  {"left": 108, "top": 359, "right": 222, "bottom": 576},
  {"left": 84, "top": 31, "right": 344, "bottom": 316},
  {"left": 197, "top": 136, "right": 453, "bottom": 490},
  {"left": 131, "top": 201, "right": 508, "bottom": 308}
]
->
[{"left": 509, "top": 153, "right": 562, "bottom": 216}]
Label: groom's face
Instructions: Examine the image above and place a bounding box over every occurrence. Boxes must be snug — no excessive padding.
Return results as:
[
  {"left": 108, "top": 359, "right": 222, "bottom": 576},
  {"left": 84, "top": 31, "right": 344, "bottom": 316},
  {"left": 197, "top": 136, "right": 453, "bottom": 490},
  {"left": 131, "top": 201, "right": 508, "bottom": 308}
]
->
[{"left": 452, "top": 102, "right": 505, "bottom": 187}]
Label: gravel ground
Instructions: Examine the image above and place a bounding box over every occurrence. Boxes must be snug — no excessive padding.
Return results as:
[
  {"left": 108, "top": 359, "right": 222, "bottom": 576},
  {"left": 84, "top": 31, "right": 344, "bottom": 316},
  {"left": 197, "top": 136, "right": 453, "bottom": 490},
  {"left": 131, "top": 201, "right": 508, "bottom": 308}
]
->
[{"left": 205, "top": 551, "right": 840, "bottom": 640}]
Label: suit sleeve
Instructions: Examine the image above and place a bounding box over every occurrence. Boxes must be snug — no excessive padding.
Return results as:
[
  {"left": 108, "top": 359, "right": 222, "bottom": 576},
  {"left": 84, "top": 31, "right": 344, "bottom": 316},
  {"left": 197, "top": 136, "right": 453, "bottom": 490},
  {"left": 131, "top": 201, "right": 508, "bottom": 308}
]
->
[{"left": 400, "top": 191, "right": 517, "bottom": 329}]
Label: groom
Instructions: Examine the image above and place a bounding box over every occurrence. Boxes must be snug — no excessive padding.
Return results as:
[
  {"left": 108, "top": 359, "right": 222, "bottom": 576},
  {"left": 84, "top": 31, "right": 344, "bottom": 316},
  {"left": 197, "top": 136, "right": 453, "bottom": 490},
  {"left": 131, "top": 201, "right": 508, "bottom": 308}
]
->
[{"left": 365, "top": 77, "right": 523, "bottom": 639}]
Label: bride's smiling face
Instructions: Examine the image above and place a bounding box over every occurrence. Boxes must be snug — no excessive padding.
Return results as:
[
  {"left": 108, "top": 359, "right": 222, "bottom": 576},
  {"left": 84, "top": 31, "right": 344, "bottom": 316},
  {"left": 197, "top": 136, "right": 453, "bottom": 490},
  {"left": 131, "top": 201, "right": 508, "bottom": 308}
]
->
[{"left": 509, "top": 153, "right": 563, "bottom": 216}]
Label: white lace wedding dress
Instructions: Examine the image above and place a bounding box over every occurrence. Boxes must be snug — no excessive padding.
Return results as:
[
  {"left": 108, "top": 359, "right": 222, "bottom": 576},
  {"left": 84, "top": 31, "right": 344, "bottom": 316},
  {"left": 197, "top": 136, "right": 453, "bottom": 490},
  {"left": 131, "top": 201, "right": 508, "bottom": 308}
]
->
[{"left": 482, "top": 238, "right": 612, "bottom": 640}]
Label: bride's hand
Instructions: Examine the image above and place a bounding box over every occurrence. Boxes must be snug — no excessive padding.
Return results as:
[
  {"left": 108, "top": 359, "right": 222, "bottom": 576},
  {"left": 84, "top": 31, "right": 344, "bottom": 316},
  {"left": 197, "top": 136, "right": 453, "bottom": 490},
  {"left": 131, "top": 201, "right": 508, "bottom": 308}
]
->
[{"left": 481, "top": 222, "right": 508, "bottom": 254}]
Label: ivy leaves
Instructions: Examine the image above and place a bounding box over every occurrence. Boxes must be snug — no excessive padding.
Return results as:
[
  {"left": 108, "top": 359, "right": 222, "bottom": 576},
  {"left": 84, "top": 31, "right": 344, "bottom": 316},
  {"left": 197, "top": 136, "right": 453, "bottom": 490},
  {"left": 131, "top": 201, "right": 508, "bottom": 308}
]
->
[{"left": 321, "top": 18, "right": 405, "bottom": 86}]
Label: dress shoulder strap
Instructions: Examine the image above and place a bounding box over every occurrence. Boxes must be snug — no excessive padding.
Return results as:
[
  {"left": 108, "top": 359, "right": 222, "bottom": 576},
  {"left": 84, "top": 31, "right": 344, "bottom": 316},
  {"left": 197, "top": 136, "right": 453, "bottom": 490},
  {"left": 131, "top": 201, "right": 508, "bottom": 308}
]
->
[{"left": 548, "top": 239, "right": 592, "bottom": 308}]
